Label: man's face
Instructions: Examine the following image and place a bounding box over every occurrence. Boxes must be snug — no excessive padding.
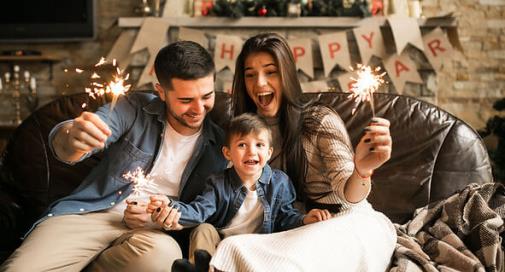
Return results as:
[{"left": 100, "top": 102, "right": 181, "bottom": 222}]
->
[{"left": 156, "top": 74, "right": 215, "bottom": 135}]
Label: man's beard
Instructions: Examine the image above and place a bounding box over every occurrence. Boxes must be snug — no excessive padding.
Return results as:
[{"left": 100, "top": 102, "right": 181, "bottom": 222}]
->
[{"left": 167, "top": 107, "right": 207, "bottom": 130}]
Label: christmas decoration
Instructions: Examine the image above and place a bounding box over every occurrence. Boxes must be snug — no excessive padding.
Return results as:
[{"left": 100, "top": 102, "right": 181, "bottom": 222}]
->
[{"left": 208, "top": 0, "right": 370, "bottom": 18}]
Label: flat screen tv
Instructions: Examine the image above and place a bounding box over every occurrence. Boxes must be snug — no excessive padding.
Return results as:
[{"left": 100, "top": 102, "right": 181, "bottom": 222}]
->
[{"left": 0, "top": 0, "right": 96, "bottom": 43}]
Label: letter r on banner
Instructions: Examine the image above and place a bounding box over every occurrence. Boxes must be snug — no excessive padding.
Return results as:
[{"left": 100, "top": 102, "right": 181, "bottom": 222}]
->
[{"left": 427, "top": 39, "right": 446, "bottom": 57}]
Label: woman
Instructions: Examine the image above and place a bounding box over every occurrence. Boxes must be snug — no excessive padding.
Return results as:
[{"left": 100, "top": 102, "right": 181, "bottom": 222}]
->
[{"left": 210, "top": 33, "right": 397, "bottom": 271}]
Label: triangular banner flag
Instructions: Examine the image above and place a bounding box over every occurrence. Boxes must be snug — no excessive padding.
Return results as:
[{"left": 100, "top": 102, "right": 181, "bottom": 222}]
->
[
  {"left": 178, "top": 27, "right": 208, "bottom": 49},
  {"left": 353, "top": 18, "right": 387, "bottom": 63},
  {"left": 388, "top": 14, "right": 424, "bottom": 53},
  {"left": 214, "top": 34, "right": 243, "bottom": 73},
  {"left": 337, "top": 71, "right": 359, "bottom": 93},
  {"left": 383, "top": 52, "right": 423, "bottom": 94},
  {"left": 300, "top": 80, "right": 329, "bottom": 93},
  {"left": 107, "top": 29, "right": 137, "bottom": 70},
  {"left": 130, "top": 18, "right": 170, "bottom": 88},
  {"left": 422, "top": 27, "right": 453, "bottom": 71},
  {"left": 318, "top": 32, "right": 351, "bottom": 77},
  {"left": 289, "top": 38, "right": 314, "bottom": 79}
]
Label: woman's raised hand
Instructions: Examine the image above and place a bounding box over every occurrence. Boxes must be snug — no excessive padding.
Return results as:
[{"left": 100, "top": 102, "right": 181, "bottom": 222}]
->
[{"left": 354, "top": 117, "right": 392, "bottom": 177}]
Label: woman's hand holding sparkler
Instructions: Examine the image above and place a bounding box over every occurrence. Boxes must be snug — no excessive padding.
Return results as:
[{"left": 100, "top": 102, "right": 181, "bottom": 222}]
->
[
  {"left": 53, "top": 111, "right": 111, "bottom": 162},
  {"left": 148, "top": 195, "right": 183, "bottom": 231},
  {"left": 354, "top": 117, "right": 392, "bottom": 177}
]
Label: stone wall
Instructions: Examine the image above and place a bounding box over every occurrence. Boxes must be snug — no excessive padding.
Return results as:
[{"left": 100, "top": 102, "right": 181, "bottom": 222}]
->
[
  {"left": 0, "top": 0, "right": 503, "bottom": 131},
  {"left": 422, "top": 0, "right": 505, "bottom": 129}
]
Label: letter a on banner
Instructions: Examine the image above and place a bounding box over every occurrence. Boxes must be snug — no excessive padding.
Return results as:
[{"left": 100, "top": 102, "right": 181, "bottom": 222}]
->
[
  {"left": 353, "top": 18, "right": 387, "bottom": 64},
  {"left": 289, "top": 38, "right": 314, "bottom": 79},
  {"left": 422, "top": 27, "right": 453, "bottom": 71},
  {"left": 318, "top": 32, "right": 351, "bottom": 77},
  {"left": 383, "top": 52, "right": 423, "bottom": 94},
  {"left": 215, "top": 34, "right": 243, "bottom": 73}
]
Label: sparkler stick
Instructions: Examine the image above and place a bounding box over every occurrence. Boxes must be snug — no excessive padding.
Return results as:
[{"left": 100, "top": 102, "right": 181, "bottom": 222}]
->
[{"left": 347, "top": 64, "right": 386, "bottom": 116}]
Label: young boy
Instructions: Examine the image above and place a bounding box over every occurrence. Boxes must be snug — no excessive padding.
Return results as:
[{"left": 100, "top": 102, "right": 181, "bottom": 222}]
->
[{"left": 147, "top": 113, "right": 330, "bottom": 270}]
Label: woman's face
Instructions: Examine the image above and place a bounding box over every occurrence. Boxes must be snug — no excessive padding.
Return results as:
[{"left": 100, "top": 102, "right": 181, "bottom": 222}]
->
[{"left": 244, "top": 51, "right": 283, "bottom": 118}]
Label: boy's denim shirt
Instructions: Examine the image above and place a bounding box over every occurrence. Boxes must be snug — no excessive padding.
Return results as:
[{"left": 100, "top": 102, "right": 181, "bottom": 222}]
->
[
  {"left": 26, "top": 92, "right": 227, "bottom": 236},
  {"left": 171, "top": 164, "right": 305, "bottom": 233}
]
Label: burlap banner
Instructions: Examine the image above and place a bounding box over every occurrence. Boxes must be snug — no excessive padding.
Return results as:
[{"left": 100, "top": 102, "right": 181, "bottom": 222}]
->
[
  {"left": 129, "top": 18, "right": 171, "bottom": 88},
  {"left": 178, "top": 27, "right": 208, "bottom": 49},
  {"left": 423, "top": 27, "right": 453, "bottom": 71},
  {"left": 388, "top": 14, "right": 424, "bottom": 53},
  {"left": 337, "top": 71, "right": 359, "bottom": 93},
  {"left": 318, "top": 31, "right": 351, "bottom": 77},
  {"left": 214, "top": 34, "right": 243, "bottom": 73},
  {"left": 353, "top": 17, "right": 387, "bottom": 63},
  {"left": 383, "top": 52, "right": 423, "bottom": 93},
  {"left": 288, "top": 38, "right": 314, "bottom": 79},
  {"left": 107, "top": 29, "right": 137, "bottom": 70},
  {"left": 301, "top": 80, "right": 329, "bottom": 93}
]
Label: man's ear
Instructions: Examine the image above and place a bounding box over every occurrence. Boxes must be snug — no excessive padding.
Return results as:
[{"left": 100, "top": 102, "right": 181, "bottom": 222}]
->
[
  {"left": 155, "top": 83, "right": 166, "bottom": 101},
  {"left": 222, "top": 146, "right": 232, "bottom": 161}
]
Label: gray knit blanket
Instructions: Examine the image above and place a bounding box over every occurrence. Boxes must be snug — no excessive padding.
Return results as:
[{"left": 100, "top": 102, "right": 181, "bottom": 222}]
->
[{"left": 389, "top": 182, "right": 505, "bottom": 272}]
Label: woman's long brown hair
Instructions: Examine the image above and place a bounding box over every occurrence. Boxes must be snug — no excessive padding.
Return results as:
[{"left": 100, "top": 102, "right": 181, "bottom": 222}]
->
[{"left": 231, "top": 33, "right": 308, "bottom": 198}]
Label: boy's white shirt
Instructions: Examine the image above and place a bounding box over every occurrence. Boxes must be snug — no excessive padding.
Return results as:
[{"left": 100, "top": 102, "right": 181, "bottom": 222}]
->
[{"left": 220, "top": 185, "right": 264, "bottom": 238}]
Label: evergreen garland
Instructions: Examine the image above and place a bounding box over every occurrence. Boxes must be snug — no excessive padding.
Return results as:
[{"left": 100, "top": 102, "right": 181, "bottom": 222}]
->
[{"left": 209, "top": 0, "right": 370, "bottom": 18}]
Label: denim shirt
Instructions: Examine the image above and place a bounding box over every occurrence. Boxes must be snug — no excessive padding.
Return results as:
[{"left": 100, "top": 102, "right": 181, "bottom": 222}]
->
[
  {"left": 171, "top": 164, "right": 305, "bottom": 234},
  {"left": 26, "top": 92, "right": 227, "bottom": 236}
]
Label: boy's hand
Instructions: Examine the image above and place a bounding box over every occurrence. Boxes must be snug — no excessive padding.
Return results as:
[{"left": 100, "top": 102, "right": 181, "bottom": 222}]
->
[
  {"left": 148, "top": 195, "right": 183, "bottom": 231},
  {"left": 151, "top": 204, "right": 183, "bottom": 231},
  {"left": 147, "top": 195, "right": 170, "bottom": 214},
  {"left": 303, "top": 209, "right": 332, "bottom": 225}
]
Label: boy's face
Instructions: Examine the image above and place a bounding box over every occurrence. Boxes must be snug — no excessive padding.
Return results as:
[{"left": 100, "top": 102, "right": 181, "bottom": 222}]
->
[{"left": 222, "top": 130, "right": 273, "bottom": 184}]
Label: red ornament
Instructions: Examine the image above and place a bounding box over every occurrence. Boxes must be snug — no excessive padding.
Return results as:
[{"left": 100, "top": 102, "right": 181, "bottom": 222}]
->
[{"left": 258, "top": 6, "right": 267, "bottom": 16}]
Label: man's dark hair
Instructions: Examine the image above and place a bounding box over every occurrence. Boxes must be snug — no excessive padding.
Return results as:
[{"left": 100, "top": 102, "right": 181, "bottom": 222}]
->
[
  {"left": 154, "top": 40, "right": 215, "bottom": 90},
  {"left": 225, "top": 113, "right": 272, "bottom": 147}
]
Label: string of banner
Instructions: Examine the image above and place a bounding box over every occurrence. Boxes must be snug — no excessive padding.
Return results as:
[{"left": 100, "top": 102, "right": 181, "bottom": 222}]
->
[{"left": 107, "top": 15, "right": 457, "bottom": 94}]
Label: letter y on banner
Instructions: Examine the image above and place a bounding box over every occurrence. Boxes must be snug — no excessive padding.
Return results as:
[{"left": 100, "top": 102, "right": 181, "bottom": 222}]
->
[{"left": 353, "top": 17, "right": 387, "bottom": 64}]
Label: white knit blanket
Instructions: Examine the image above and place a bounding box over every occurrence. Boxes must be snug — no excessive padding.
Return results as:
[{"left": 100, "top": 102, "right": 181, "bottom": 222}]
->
[{"left": 211, "top": 202, "right": 397, "bottom": 272}]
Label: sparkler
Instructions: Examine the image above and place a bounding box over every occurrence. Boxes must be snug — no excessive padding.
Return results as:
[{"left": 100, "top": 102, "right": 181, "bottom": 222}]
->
[
  {"left": 347, "top": 64, "right": 386, "bottom": 116},
  {"left": 123, "top": 167, "right": 158, "bottom": 198},
  {"left": 81, "top": 57, "right": 131, "bottom": 119}
]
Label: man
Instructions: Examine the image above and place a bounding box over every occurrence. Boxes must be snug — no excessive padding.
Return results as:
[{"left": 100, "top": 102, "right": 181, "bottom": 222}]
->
[{"left": 1, "top": 41, "right": 227, "bottom": 272}]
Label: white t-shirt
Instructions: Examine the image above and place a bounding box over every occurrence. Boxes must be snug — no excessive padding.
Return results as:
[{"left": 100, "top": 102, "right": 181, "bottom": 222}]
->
[
  {"left": 108, "top": 121, "right": 201, "bottom": 214},
  {"left": 220, "top": 187, "right": 264, "bottom": 238}
]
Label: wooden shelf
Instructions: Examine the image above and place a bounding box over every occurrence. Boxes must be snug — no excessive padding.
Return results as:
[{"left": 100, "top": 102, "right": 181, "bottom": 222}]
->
[
  {"left": 118, "top": 16, "right": 457, "bottom": 29},
  {"left": 0, "top": 55, "right": 60, "bottom": 62}
]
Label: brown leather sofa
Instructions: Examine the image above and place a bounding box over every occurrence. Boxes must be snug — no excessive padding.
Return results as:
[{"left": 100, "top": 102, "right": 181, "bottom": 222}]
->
[{"left": 0, "top": 91, "right": 494, "bottom": 263}]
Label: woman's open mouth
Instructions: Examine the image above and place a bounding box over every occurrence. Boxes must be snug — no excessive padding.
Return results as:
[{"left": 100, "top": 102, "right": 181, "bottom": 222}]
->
[{"left": 257, "top": 92, "right": 274, "bottom": 107}]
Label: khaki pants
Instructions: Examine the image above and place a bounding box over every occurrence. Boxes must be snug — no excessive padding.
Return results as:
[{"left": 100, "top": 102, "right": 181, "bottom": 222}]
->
[
  {"left": 188, "top": 223, "right": 221, "bottom": 264},
  {"left": 1, "top": 211, "right": 182, "bottom": 272}
]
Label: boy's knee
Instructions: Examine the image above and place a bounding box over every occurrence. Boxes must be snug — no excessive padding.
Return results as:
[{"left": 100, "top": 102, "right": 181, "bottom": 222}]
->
[{"left": 190, "top": 223, "right": 219, "bottom": 240}]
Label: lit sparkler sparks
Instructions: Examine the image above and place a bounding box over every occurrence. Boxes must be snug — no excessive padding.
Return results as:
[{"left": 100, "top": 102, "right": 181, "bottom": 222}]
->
[
  {"left": 82, "top": 57, "right": 131, "bottom": 116},
  {"left": 347, "top": 64, "right": 386, "bottom": 116},
  {"left": 123, "top": 167, "right": 158, "bottom": 197}
]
